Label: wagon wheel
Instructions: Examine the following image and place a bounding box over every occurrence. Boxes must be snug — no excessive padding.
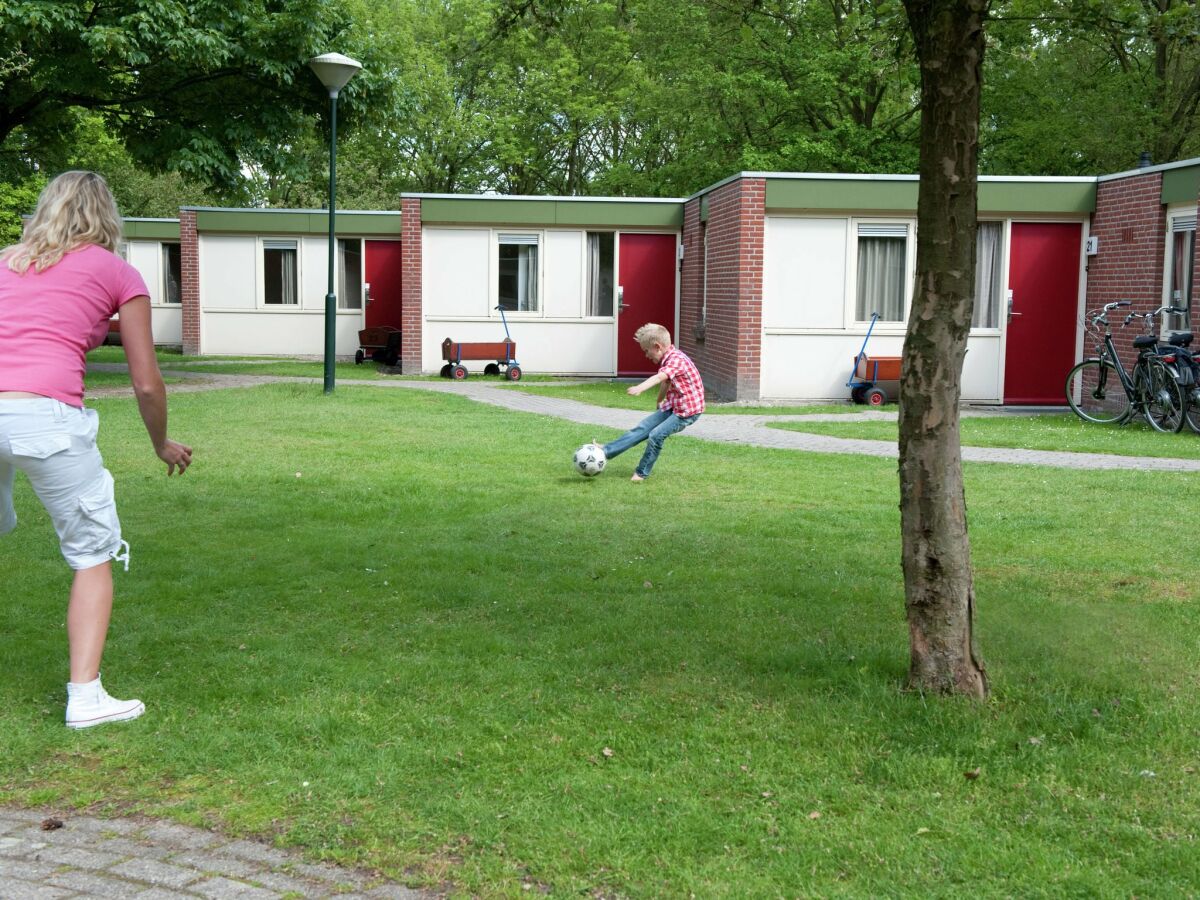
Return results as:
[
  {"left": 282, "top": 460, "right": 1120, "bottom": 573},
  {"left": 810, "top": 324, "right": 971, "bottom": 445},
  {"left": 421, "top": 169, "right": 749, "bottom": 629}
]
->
[
  {"left": 865, "top": 387, "right": 887, "bottom": 407},
  {"left": 850, "top": 386, "right": 866, "bottom": 404},
  {"left": 484, "top": 363, "right": 501, "bottom": 376},
  {"left": 506, "top": 365, "right": 522, "bottom": 382},
  {"left": 451, "top": 365, "right": 468, "bottom": 380},
  {"left": 354, "top": 349, "right": 365, "bottom": 365},
  {"left": 440, "top": 364, "right": 452, "bottom": 378},
  {"left": 384, "top": 348, "right": 399, "bottom": 367}
]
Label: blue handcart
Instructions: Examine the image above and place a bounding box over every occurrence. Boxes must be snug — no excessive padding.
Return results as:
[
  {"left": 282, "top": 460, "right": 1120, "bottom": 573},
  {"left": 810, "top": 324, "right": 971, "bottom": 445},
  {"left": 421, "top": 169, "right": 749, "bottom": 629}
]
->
[{"left": 846, "top": 312, "right": 900, "bottom": 406}]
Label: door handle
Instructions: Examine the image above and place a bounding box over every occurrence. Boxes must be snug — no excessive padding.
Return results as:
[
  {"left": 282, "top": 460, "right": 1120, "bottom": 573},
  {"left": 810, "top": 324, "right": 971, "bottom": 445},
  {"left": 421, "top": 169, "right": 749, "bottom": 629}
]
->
[
  {"left": 364, "top": 282, "right": 372, "bottom": 307},
  {"left": 617, "top": 285, "right": 627, "bottom": 313},
  {"left": 1006, "top": 291, "right": 1019, "bottom": 320}
]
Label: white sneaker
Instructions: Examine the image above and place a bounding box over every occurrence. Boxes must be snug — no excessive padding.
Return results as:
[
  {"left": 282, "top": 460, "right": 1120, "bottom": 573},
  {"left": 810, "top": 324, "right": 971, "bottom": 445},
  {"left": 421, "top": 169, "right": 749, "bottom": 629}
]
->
[{"left": 65, "top": 677, "right": 145, "bottom": 729}]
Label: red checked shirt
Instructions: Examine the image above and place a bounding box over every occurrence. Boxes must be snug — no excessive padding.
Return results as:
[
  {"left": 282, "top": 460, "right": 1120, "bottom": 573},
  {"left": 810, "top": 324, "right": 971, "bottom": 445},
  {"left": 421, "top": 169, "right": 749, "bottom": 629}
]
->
[{"left": 657, "top": 346, "right": 705, "bottom": 416}]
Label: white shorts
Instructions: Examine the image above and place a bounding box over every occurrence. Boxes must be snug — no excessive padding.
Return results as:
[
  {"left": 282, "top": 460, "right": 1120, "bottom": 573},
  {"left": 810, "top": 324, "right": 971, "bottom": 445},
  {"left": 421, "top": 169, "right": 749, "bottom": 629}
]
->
[{"left": 0, "top": 398, "right": 128, "bottom": 571}]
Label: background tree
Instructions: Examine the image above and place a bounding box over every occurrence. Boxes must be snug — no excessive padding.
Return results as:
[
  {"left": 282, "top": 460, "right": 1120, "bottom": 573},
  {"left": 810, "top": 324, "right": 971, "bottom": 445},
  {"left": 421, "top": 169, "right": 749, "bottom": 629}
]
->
[
  {"left": 898, "top": 0, "right": 991, "bottom": 697},
  {"left": 0, "top": 0, "right": 377, "bottom": 196}
]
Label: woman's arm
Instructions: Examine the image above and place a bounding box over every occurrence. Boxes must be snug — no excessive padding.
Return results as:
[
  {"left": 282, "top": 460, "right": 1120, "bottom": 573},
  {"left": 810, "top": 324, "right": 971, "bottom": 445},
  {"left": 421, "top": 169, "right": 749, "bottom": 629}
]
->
[{"left": 118, "top": 297, "right": 192, "bottom": 475}]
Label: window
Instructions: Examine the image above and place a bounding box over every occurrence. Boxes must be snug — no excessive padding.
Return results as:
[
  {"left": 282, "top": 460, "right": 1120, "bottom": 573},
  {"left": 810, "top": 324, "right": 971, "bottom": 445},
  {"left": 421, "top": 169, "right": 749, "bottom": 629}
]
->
[
  {"left": 1167, "top": 216, "right": 1195, "bottom": 332},
  {"left": 161, "top": 243, "right": 182, "bottom": 304},
  {"left": 263, "top": 239, "right": 298, "bottom": 305},
  {"left": 855, "top": 223, "right": 909, "bottom": 322},
  {"left": 498, "top": 233, "right": 538, "bottom": 312},
  {"left": 586, "top": 232, "right": 614, "bottom": 316},
  {"left": 338, "top": 238, "right": 362, "bottom": 310},
  {"left": 972, "top": 222, "right": 1003, "bottom": 328}
]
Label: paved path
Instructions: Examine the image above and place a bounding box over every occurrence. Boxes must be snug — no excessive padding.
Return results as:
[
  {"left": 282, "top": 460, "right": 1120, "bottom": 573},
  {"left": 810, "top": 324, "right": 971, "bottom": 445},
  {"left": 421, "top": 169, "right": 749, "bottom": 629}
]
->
[
  {"left": 0, "top": 807, "right": 431, "bottom": 899},
  {"left": 85, "top": 366, "right": 1200, "bottom": 473}
]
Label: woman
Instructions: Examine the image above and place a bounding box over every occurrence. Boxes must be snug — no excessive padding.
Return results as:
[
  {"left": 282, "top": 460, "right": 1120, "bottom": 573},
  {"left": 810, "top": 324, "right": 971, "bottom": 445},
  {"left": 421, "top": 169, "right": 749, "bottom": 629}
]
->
[{"left": 0, "top": 171, "right": 192, "bottom": 728}]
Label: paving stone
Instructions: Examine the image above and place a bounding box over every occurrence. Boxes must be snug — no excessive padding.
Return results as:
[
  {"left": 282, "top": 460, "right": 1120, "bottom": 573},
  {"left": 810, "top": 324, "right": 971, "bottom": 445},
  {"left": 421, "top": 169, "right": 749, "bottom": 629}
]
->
[
  {"left": 284, "top": 860, "right": 370, "bottom": 888},
  {"left": 366, "top": 884, "right": 427, "bottom": 899},
  {"left": 96, "top": 834, "right": 177, "bottom": 860},
  {"left": 134, "top": 890, "right": 206, "bottom": 900},
  {"left": 28, "top": 842, "right": 125, "bottom": 870},
  {"left": 0, "top": 856, "right": 59, "bottom": 880},
  {"left": 0, "top": 835, "right": 43, "bottom": 856},
  {"left": 168, "top": 850, "right": 263, "bottom": 879},
  {"left": 190, "top": 875, "right": 279, "bottom": 899},
  {"left": 0, "top": 880, "right": 73, "bottom": 899},
  {"left": 141, "top": 820, "right": 227, "bottom": 849},
  {"left": 219, "top": 838, "right": 293, "bottom": 866},
  {"left": 244, "top": 868, "right": 325, "bottom": 894},
  {"left": 45, "top": 868, "right": 144, "bottom": 897},
  {"left": 64, "top": 815, "right": 144, "bottom": 836},
  {"left": 108, "top": 856, "right": 206, "bottom": 888}
]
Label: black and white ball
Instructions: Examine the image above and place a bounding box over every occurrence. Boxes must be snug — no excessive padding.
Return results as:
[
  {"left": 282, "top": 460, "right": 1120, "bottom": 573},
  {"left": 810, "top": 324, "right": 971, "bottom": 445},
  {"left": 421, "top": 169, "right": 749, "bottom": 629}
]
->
[{"left": 573, "top": 443, "right": 607, "bottom": 477}]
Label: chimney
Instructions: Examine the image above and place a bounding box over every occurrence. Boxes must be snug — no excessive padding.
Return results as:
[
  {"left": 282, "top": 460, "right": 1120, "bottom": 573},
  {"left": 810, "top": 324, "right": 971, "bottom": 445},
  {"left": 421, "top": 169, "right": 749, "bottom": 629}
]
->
[{"left": 1138, "top": 151, "right": 1152, "bottom": 168}]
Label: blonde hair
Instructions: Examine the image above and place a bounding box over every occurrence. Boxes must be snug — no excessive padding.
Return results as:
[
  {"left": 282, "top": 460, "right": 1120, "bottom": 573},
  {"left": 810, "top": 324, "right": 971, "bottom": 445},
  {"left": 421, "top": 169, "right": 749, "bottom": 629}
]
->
[
  {"left": 3, "top": 171, "right": 124, "bottom": 274},
  {"left": 634, "top": 322, "right": 671, "bottom": 349}
]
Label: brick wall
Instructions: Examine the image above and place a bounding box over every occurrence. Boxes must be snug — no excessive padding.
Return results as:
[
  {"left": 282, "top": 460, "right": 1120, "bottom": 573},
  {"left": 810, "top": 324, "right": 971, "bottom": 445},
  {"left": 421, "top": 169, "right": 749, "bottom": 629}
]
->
[
  {"left": 400, "top": 198, "right": 423, "bottom": 373},
  {"left": 677, "top": 177, "right": 764, "bottom": 400},
  {"left": 1086, "top": 172, "right": 1166, "bottom": 373},
  {"left": 179, "top": 209, "right": 201, "bottom": 356}
]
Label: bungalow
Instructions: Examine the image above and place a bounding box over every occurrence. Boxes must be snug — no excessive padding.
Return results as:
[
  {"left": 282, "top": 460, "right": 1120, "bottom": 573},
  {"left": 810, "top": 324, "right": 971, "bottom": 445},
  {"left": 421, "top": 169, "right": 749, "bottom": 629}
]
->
[{"left": 119, "top": 156, "right": 1199, "bottom": 403}]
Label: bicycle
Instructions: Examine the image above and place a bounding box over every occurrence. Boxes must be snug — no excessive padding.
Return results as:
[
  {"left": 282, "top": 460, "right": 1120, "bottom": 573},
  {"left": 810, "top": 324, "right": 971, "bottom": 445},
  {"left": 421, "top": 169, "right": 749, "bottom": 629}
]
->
[
  {"left": 1159, "top": 317, "right": 1199, "bottom": 434},
  {"left": 1064, "top": 301, "right": 1186, "bottom": 432}
]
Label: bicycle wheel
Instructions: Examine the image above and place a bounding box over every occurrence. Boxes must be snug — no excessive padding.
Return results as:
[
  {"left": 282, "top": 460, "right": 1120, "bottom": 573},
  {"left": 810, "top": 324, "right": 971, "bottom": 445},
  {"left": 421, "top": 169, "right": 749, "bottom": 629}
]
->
[
  {"left": 1065, "top": 359, "right": 1129, "bottom": 424},
  {"left": 1184, "top": 385, "right": 1200, "bottom": 434},
  {"left": 1138, "top": 358, "right": 1186, "bottom": 433}
]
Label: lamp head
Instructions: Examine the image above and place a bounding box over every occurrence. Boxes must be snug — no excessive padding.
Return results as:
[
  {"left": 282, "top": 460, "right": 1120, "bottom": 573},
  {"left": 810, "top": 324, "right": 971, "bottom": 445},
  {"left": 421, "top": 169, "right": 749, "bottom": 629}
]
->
[{"left": 308, "top": 53, "right": 362, "bottom": 97}]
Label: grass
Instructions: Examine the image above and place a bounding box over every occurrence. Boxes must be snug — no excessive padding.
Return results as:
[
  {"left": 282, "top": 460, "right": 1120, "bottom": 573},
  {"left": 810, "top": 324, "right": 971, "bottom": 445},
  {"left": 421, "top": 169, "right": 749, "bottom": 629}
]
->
[
  {"left": 84, "top": 371, "right": 186, "bottom": 391},
  {"left": 507, "top": 379, "right": 855, "bottom": 415},
  {"left": 769, "top": 413, "right": 1200, "bottom": 459},
  {"left": 2, "top": 383, "right": 1199, "bottom": 897}
]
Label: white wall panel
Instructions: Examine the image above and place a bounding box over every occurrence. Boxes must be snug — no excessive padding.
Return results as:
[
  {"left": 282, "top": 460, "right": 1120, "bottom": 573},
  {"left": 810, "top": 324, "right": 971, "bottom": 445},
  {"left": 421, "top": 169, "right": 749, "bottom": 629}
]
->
[
  {"left": 543, "top": 230, "right": 584, "bottom": 318},
  {"left": 202, "top": 310, "right": 363, "bottom": 356},
  {"left": 424, "top": 318, "right": 613, "bottom": 375},
  {"left": 763, "top": 217, "right": 847, "bottom": 330},
  {"left": 424, "top": 228, "right": 490, "bottom": 317},
  {"left": 201, "top": 236, "right": 257, "bottom": 310},
  {"left": 150, "top": 306, "right": 182, "bottom": 345},
  {"left": 300, "top": 237, "right": 328, "bottom": 310},
  {"left": 126, "top": 241, "right": 162, "bottom": 304},
  {"left": 760, "top": 332, "right": 1002, "bottom": 402}
]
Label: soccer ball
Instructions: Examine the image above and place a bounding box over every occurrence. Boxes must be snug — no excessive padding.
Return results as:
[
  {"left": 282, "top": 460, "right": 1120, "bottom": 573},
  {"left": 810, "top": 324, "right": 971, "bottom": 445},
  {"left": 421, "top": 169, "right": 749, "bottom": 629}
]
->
[{"left": 573, "top": 443, "right": 607, "bottom": 477}]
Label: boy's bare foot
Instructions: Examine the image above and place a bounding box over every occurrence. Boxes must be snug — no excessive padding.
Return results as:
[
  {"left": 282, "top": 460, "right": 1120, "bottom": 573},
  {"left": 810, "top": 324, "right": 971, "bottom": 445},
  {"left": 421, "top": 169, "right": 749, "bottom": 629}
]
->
[{"left": 630, "top": 473, "right": 645, "bottom": 482}]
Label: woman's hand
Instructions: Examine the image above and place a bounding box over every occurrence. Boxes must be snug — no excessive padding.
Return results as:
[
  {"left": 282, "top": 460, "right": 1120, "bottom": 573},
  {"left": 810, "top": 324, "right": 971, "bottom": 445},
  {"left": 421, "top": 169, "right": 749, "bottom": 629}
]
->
[{"left": 157, "top": 439, "right": 192, "bottom": 475}]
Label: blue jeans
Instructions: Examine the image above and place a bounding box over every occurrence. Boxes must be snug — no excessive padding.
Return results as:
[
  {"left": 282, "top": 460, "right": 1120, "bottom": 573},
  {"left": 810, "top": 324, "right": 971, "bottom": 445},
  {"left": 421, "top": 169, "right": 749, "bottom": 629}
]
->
[{"left": 603, "top": 409, "right": 700, "bottom": 478}]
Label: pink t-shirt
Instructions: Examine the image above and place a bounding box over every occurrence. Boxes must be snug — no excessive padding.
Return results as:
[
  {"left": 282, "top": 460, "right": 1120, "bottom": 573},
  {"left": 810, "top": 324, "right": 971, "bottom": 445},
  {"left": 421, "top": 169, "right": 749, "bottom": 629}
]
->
[{"left": 0, "top": 244, "right": 148, "bottom": 406}]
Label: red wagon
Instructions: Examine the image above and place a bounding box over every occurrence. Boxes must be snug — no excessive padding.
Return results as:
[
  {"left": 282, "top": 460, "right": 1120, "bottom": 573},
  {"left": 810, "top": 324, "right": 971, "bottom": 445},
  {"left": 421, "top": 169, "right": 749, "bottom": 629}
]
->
[{"left": 439, "top": 306, "right": 522, "bottom": 381}]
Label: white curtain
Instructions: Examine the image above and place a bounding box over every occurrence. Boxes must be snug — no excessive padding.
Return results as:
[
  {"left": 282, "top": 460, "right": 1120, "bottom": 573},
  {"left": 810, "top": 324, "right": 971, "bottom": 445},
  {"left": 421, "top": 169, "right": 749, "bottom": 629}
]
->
[
  {"left": 1170, "top": 222, "right": 1195, "bottom": 330},
  {"left": 516, "top": 245, "right": 536, "bottom": 311},
  {"left": 972, "top": 222, "right": 1002, "bottom": 328},
  {"left": 586, "top": 233, "right": 602, "bottom": 316},
  {"left": 856, "top": 231, "right": 906, "bottom": 321},
  {"left": 499, "top": 234, "right": 538, "bottom": 312}
]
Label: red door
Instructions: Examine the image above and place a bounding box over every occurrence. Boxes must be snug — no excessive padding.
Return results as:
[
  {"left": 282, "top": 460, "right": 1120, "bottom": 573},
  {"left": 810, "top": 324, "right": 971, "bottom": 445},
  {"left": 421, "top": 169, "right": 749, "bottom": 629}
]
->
[
  {"left": 617, "top": 233, "right": 678, "bottom": 375},
  {"left": 364, "top": 240, "right": 403, "bottom": 329},
  {"left": 1003, "top": 223, "right": 1082, "bottom": 404}
]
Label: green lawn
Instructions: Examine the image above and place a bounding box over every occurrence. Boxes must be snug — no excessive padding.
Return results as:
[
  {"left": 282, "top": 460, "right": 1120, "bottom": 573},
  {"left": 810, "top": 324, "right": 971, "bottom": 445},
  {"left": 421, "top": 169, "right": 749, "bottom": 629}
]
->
[
  {"left": 2, "top": 384, "right": 1198, "bottom": 897},
  {"left": 84, "top": 370, "right": 186, "bottom": 391},
  {"left": 507, "top": 379, "right": 855, "bottom": 415},
  {"left": 770, "top": 413, "right": 1200, "bottom": 459}
]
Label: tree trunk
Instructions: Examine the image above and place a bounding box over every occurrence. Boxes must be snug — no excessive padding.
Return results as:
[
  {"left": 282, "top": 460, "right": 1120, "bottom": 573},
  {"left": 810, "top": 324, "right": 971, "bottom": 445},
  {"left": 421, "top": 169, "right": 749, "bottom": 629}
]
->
[{"left": 899, "top": 0, "right": 990, "bottom": 698}]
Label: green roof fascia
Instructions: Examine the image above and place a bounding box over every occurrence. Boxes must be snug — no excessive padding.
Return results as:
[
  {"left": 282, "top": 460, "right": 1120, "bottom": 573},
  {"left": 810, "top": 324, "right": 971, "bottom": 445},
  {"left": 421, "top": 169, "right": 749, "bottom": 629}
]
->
[
  {"left": 1162, "top": 165, "right": 1200, "bottom": 205},
  {"left": 420, "top": 198, "right": 682, "bottom": 229},
  {"left": 123, "top": 219, "right": 179, "bottom": 240},
  {"left": 193, "top": 209, "right": 401, "bottom": 236},
  {"left": 764, "top": 178, "right": 1095, "bottom": 214}
]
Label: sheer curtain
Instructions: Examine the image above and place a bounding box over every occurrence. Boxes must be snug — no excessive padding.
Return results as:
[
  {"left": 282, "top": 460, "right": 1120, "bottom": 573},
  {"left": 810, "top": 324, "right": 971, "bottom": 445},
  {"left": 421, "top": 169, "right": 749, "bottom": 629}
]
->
[
  {"left": 972, "top": 222, "right": 1002, "bottom": 328},
  {"left": 856, "top": 228, "right": 907, "bottom": 321},
  {"left": 1169, "top": 221, "right": 1195, "bottom": 331}
]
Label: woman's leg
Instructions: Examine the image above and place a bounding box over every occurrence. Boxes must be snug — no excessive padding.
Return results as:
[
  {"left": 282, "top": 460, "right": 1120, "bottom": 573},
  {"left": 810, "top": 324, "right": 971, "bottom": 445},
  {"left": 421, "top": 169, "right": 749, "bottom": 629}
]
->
[{"left": 67, "top": 561, "right": 113, "bottom": 684}]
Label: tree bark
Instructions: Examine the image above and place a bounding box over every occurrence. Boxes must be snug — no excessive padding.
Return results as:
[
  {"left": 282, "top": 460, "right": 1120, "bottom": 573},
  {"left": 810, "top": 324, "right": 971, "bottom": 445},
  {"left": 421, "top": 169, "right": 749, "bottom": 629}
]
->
[{"left": 899, "top": 0, "right": 990, "bottom": 698}]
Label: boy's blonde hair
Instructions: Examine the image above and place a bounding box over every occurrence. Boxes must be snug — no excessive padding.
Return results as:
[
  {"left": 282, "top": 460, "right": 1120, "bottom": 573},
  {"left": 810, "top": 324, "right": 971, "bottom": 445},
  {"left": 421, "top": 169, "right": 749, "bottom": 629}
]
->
[
  {"left": 2, "top": 171, "right": 124, "bottom": 274},
  {"left": 634, "top": 323, "right": 671, "bottom": 349}
]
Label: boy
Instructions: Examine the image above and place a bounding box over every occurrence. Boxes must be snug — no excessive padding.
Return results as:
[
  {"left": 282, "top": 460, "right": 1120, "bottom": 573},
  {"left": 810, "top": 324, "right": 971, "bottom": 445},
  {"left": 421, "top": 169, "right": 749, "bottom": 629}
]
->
[{"left": 600, "top": 323, "right": 704, "bottom": 481}]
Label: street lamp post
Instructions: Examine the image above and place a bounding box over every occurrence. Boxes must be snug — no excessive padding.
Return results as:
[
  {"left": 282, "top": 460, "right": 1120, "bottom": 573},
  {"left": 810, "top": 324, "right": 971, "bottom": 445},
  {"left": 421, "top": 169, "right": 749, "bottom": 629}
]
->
[{"left": 308, "top": 52, "right": 362, "bottom": 394}]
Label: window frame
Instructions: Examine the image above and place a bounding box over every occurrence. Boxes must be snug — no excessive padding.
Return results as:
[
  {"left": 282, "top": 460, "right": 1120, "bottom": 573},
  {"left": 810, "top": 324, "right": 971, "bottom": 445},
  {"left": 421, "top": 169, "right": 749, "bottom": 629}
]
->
[
  {"left": 493, "top": 230, "right": 542, "bottom": 316},
  {"left": 337, "top": 237, "right": 363, "bottom": 311},
  {"left": 259, "top": 237, "right": 300, "bottom": 308},
  {"left": 160, "top": 241, "right": 182, "bottom": 306},
  {"left": 1163, "top": 208, "right": 1196, "bottom": 333},
  {"left": 846, "top": 218, "right": 915, "bottom": 328}
]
